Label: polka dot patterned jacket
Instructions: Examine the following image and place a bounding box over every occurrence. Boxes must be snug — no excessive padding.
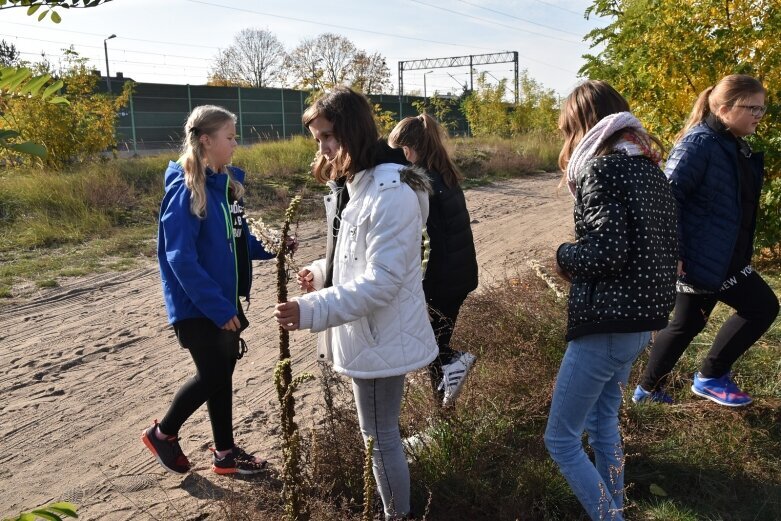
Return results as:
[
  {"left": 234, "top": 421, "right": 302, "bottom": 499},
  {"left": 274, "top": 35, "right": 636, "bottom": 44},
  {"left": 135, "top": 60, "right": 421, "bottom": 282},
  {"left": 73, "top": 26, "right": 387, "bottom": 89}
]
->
[{"left": 556, "top": 153, "right": 678, "bottom": 341}]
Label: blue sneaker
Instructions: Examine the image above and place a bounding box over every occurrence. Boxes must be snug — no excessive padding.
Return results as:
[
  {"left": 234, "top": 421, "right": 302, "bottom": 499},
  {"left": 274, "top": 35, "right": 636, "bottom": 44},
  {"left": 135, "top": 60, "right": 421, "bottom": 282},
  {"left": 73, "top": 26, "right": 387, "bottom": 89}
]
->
[
  {"left": 632, "top": 385, "right": 673, "bottom": 404},
  {"left": 691, "top": 372, "right": 752, "bottom": 407}
]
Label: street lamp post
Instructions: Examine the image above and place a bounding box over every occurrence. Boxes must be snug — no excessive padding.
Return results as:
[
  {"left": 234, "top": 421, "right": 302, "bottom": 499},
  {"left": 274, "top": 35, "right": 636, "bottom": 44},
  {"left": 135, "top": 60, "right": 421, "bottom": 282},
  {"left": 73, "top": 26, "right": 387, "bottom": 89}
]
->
[
  {"left": 423, "top": 70, "right": 434, "bottom": 99},
  {"left": 103, "top": 33, "right": 116, "bottom": 93}
]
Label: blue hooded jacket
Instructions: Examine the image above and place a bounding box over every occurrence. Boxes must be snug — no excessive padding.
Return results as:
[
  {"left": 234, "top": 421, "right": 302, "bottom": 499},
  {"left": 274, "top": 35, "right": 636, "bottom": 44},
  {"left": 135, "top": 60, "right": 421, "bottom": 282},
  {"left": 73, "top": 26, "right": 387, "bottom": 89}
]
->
[
  {"left": 666, "top": 121, "right": 764, "bottom": 291},
  {"left": 157, "top": 161, "right": 274, "bottom": 326}
]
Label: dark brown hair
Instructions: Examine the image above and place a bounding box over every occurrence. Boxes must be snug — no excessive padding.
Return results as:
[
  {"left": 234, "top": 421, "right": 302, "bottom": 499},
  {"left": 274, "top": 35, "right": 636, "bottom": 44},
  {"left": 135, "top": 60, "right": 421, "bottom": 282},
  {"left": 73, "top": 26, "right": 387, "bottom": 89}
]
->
[
  {"left": 388, "top": 113, "right": 463, "bottom": 188},
  {"left": 302, "top": 86, "right": 380, "bottom": 183}
]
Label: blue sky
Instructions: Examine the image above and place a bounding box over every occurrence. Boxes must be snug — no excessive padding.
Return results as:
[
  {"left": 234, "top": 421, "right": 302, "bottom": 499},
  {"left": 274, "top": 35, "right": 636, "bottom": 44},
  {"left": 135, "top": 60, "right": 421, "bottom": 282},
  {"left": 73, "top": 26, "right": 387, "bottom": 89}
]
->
[{"left": 0, "top": 0, "right": 606, "bottom": 96}]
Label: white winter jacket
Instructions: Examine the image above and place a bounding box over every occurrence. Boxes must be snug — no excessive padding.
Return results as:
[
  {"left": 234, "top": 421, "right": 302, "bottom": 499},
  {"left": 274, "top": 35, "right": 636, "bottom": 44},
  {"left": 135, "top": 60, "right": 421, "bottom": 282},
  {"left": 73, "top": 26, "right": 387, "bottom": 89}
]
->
[{"left": 296, "top": 163, "right": 438, "bottom": 379}]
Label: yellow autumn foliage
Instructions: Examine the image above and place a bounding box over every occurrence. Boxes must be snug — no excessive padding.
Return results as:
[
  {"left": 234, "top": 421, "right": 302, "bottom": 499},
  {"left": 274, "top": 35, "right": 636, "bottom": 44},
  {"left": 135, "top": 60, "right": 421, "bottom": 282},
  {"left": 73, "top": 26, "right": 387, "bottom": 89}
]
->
[
  {"left": 0, "top": 58, "right": 131, "bottom": 169},
  {"left": 583, "top": 0, "right": 781, "bottom": 252}
]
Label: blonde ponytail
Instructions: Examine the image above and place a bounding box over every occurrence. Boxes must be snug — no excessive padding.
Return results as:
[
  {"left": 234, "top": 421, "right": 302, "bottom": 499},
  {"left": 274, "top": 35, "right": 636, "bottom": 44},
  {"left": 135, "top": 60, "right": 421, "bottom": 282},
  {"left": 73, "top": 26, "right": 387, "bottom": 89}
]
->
[
  {"left": 179, "top": 105, "right": 243, "bottom": 218},
  {"left": 676, "top": 75, "right": 765, "bottom": 143},
  {"left": 677, "top": 86, "right": 713, "bottom": 142}
]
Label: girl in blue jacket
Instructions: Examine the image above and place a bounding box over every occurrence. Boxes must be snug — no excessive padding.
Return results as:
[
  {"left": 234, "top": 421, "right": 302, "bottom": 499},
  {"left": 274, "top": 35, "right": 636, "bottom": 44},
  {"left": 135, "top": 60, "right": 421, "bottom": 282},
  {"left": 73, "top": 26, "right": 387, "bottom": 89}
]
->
[
  {"left": 634, "top": 75, "right": 780, "bottom": 407},
  {"left": 141, "top": 105, "right": 274, "bottom": 476}
]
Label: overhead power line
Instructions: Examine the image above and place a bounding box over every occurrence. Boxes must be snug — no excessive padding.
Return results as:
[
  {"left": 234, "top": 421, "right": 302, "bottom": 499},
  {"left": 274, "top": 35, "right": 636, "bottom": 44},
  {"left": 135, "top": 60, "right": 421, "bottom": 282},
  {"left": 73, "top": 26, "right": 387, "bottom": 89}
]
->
[
  {"left": 185, "top": 0, "right": 505, "bottom": 52},
  {"left": 528, "top": 0, "right": 587, "bottom": 17},
  {"left": 0, "top": 20, "right": 222, "bottom": 50},
  {"left": 0, "top": 31, "right": 214, "bottom": 62},
  {"left": 410, "top": 0, "right": 580, "bottom": 43},
  {"left": 13, "top": 49, "right": 212, "bottom": 71},
  {"left": 454, "top": 0, "right": 584, "bottom": 35}
]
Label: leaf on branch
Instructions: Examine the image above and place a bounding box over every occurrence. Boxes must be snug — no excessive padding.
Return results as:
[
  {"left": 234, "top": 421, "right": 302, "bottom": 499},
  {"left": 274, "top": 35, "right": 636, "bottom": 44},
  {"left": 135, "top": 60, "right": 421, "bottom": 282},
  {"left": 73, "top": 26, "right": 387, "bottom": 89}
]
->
[
  {"left": 29, "top": 510, "right": 62, "bottom": 521},
  {"left": 0, "top": 129, "right": 21, "bottom": 140},
  {"left": 1, "top": 139, "right": 48, "bottom": 157}
]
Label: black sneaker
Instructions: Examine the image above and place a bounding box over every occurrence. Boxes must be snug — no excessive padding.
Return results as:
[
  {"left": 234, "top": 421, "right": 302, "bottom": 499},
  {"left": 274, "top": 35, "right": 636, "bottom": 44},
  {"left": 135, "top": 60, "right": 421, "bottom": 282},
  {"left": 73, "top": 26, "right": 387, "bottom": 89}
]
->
[
  {"left": 141, "top": 420, "right": 190, "bottom": 475},
  {"left": 211, "top": 446, "right": 267, "bottom": 475}
]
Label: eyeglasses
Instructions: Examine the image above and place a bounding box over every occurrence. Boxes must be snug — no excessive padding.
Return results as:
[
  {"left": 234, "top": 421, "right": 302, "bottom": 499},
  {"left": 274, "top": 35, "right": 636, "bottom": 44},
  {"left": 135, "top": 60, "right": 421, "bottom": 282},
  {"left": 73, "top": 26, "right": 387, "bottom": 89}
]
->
[{"left": 736, "top": 104, "right": 767, "bottom": 117}]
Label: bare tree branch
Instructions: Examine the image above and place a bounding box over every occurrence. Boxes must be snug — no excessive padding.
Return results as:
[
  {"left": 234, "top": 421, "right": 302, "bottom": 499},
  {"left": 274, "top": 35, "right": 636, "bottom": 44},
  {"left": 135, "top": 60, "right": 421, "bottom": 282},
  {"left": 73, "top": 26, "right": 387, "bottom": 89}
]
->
[{"left": 209, "top": 28, "right": 285, "bottom": 88}]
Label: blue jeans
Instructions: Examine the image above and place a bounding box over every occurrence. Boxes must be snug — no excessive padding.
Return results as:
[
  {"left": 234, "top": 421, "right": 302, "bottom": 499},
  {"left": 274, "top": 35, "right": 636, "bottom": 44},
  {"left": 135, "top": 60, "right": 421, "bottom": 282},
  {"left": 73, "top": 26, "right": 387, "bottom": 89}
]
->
[
  {"left": 352, "top": 375, "right": 409, "bottom": 520},
  {"left": 544, "top": 331, "right": 651, "bottom": 521}
]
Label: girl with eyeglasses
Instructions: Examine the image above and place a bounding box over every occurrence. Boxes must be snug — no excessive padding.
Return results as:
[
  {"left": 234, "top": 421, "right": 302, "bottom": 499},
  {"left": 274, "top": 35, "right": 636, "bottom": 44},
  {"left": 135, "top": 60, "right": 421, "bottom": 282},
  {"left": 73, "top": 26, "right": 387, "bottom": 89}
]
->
[{"left": 633, "top": 74, "right": 780, "bottom": 407}]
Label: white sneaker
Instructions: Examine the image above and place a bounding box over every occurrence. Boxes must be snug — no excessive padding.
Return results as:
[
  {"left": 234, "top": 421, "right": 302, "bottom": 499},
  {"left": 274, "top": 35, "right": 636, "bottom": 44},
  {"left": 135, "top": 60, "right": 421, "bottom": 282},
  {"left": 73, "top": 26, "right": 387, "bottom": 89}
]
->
[{"left": 438, "top": 351, "right": 476, "bottom": 407}]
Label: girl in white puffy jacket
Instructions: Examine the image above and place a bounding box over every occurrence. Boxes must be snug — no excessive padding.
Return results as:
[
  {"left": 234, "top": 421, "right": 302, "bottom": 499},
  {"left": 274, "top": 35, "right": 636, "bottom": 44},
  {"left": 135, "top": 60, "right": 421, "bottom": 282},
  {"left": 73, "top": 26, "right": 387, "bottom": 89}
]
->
[{"left": 274, "top": 87, "right": 437, "bottom": 520}]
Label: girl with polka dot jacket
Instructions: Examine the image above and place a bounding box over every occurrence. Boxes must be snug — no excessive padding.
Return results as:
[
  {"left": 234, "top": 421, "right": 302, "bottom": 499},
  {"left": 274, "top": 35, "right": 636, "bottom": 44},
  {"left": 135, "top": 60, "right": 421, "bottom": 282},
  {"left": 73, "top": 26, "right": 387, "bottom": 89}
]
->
[{"left": 544, "top": 80, "right": 677, "bottom": 521}]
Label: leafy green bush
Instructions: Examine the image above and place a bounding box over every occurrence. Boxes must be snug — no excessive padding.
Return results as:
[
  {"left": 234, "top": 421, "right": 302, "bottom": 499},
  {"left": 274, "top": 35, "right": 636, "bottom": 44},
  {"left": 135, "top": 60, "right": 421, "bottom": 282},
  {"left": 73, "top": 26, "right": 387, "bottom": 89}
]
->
[{"left": 0, "top": 54, "right": 130, "bottom": 169}]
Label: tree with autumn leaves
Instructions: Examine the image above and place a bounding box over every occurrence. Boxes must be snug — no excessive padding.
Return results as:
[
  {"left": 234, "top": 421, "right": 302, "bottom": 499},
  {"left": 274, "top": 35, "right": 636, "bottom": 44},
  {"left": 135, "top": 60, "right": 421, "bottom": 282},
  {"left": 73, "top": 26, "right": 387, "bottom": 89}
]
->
[{"left": 582, "top": 0, "right": 781, "bottom": 253}]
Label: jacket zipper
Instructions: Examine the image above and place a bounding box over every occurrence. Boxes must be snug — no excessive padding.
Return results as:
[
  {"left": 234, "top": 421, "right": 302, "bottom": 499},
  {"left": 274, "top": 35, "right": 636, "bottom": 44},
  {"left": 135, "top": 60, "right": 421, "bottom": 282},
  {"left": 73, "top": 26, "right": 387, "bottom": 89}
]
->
[
  {"left": 222, "top": 180, "right": 239, "bottom": 306},
  {"left": 244, "top": 220, "right": 252, "bottom": 304}
]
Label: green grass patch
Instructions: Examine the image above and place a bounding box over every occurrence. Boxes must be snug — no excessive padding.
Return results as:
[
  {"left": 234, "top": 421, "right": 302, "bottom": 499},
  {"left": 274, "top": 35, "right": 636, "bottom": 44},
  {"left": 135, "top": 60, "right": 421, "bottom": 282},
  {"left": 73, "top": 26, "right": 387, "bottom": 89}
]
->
[
  {"left": 0, "top": 224, "right": 156, "bottom": 300},
  {"left": 452, "top": 132, "right": 560, "bottom": 189}
]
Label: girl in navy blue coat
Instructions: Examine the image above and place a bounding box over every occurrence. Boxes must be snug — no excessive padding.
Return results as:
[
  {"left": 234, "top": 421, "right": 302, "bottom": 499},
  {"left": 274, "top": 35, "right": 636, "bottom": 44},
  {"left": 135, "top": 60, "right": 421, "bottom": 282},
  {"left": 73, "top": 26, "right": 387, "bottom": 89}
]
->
[
  {"left": 634, "top": 75, "right": 780, "bottom": 407},
  {"left": 141, "top": 105, "right": 274, "bottom": 476}
]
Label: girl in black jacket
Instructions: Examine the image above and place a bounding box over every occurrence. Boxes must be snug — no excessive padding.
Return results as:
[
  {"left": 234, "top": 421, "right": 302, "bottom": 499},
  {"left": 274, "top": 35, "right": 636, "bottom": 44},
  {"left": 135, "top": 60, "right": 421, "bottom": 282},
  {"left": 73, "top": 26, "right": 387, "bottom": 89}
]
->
[
  {"left": 547, "top": 81, "right": 677, "bottom": 521},
  {"left": 389, "top": 114, "right": 479, "bottom": 407}
]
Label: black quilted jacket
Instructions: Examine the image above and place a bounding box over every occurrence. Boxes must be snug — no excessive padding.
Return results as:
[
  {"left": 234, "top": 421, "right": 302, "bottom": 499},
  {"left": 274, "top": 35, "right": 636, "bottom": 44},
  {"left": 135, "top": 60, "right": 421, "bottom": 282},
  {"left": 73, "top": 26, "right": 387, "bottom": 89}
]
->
[
  {"left": 423, "top": 170, "right": 478, "bottom": 302},
  {"left": 556, "top": 153, "right": 678, "bottom": 341}
]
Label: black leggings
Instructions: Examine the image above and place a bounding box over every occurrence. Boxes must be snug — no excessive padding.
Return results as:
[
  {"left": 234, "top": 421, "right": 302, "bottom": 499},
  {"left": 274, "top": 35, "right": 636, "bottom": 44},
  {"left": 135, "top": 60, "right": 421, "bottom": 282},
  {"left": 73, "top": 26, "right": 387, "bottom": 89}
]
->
[
  {"left": 427, "top": 295, "right": 467, "bottom": 397},
  {"left": 639, "top": 268, "right": 779, "bottom": 391},
  {"left": 159, "top": 318, "right": 240, "bottom": 451}
]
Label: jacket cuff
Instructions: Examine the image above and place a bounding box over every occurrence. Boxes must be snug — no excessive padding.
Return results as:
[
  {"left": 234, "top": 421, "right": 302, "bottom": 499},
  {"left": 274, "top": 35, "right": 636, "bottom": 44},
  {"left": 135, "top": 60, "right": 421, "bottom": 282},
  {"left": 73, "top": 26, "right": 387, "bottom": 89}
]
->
[
  {"left": 209, "top": 307, "right": 237, "bottom": 330},
  {"left": 556, "top": 242, "right": 570, "bottom": 271},
  {"left": 295, "top": 296, "right": 315, "bottom": 331},
  {"left": 309, "top": 259, "right": 327, "bottom": 291}
]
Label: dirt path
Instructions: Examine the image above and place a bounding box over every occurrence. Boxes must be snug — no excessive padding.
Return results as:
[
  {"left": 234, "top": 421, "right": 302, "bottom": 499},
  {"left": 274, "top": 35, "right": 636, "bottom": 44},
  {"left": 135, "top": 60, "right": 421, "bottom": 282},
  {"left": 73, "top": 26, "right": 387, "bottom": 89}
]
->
[{"left": 0, "top": 172, "right": 572, "bottom": 520}]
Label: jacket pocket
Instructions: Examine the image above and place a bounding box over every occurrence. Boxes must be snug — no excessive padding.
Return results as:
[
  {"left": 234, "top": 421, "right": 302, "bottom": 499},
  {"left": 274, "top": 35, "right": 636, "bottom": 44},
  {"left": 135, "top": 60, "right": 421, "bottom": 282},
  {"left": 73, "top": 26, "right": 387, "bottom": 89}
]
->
[
  {"left": 345, "top": 316, "right": 378, "bottom": 347},
  {"left": 585, "top": 281, "right": 596, "bottom": 308}
]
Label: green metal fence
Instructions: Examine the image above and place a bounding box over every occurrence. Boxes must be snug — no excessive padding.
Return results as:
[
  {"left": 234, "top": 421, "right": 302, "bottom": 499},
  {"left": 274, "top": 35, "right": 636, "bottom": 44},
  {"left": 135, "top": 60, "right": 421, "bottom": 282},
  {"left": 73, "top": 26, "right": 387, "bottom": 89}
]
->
[{"left": 116, "top": 83, "right": 468, "bottom": 152}]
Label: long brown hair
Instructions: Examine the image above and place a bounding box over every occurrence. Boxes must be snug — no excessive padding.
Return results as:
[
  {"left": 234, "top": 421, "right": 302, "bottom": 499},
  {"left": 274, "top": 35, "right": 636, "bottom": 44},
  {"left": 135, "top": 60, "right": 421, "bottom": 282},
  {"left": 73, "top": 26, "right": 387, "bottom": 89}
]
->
[
  {"left": 302, "top": 86, "right": 380, "bottom": 183},
  {"left": 557, "top": 80, "right": 663, "bottom": 186},
  {"left": 388, "top": 113, "right": 463, "bottom": 188},
  {"left": 179, "top": 105, "right": 243, "bottom": 218},
  {"left": 677, "top": 74, "right": 766, "bottom": 142}
]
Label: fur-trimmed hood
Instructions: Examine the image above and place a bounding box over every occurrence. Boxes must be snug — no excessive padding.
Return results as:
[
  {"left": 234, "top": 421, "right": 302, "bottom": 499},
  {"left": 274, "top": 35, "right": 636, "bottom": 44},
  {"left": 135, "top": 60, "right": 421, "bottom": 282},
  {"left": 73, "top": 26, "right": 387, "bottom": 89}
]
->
[{"left": 400, "top": 164, "right": 433, "bottom": 195}]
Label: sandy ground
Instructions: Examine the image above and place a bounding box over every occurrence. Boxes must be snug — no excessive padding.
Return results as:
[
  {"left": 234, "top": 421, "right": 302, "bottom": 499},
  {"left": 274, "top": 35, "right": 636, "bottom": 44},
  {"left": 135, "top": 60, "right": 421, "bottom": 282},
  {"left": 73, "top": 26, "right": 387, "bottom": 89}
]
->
[{"left": 0, "top": 172, "right": 573, "bottom": 520}]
